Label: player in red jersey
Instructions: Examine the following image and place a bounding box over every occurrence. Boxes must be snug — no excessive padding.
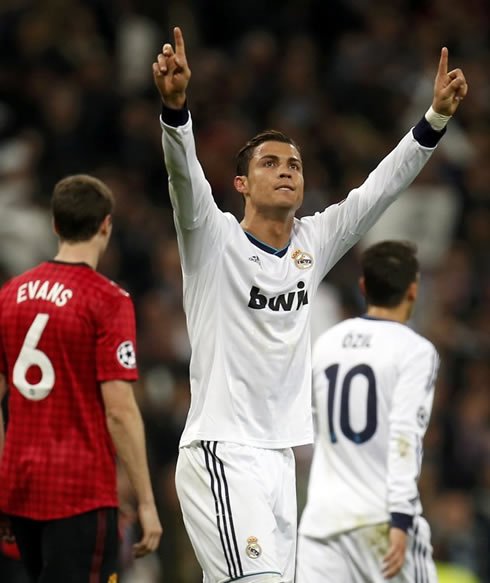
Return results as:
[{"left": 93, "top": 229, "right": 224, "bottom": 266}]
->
[{"left": 0, "top": 174, "right": 162, "bottom": 582}]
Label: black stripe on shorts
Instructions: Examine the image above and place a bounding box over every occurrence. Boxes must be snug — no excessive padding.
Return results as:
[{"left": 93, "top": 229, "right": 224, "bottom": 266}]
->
[
  {"left": 412, "top": 521, "right": 430, "bottom": 583},
  {"left": 202, "top": 441, "right": 243, "bottom": 579}
]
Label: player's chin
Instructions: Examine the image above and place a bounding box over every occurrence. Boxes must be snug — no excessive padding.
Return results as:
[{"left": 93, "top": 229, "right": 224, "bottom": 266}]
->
[{"left": 273, "top": 191, "right": 302, "bottom": 209}]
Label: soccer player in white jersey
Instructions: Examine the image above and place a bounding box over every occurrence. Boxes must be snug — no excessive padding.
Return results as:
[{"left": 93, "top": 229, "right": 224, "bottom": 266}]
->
[
  {"left": 297, "top": 240, "right": 439, "bottom": 582},
  {"left": 152, "top": 27, "right": 466, "bottom": 583}
]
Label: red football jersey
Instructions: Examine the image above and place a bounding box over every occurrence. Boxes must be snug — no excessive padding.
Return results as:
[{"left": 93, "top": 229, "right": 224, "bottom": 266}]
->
[{"left": 0, "top": 261, "right": 138, "bottom": 520}]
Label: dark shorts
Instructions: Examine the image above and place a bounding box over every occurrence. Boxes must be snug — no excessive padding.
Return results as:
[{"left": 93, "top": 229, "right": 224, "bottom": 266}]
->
[{"left": 11, "top": 507, "right": 119, "bottom": 583}]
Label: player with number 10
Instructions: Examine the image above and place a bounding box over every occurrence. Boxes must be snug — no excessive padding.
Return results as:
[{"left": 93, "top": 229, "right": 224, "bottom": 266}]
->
[{"left": 297, "top": 241, "right": 439, "bottom": 582}]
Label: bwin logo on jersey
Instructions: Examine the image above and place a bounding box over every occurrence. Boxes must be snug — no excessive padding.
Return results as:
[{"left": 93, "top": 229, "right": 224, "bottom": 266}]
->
[{"left": 248, "top": 282, "right": 308, "bottom": 311}]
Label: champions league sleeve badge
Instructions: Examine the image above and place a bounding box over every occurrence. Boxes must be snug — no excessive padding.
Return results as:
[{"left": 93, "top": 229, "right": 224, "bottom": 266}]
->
[
  {"left": 117, "top": 340, "right": 137, "bottom": 369},
  {"left": 245, "top": 536, "right": 262, "bottom": 559}
]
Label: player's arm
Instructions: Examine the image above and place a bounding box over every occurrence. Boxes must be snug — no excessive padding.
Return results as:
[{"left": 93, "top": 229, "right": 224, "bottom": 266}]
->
[
  {"left": 383, "top": 341, "right": 439, "bottom": 578},
  {"left": 313, "top": 48, "right": 467, "bottom": 276},
  {"left": 152, "top": 27, "right": 228, "bottom": 274},
  {"left": 153, "top": 24, "right": 199, "bottom": 227},
  {"left": 0, "top": 373, "right": 14, "bottom": 543},
  {"left": 0, "top": 291, "right": 15, "bottom": 541},
  {"left": 101, "top": 380, "right": 162, "bottom": 558}
]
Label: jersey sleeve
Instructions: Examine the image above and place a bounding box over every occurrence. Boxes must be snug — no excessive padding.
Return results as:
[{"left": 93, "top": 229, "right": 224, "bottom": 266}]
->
[
  {"left": 386, "top": 338, "right": 439, "bottom": 521},
  {"left": 160, "top": 110, "right": 232, "bottom": 275},
  {"left": 307, "top": 120, "right": 443, "bottom": 279},
  {"left": 95, "top": 292, "right": 138, "bottom": 382}
]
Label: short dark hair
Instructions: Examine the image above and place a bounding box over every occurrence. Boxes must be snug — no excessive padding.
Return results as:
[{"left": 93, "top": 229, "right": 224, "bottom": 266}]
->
[
  {"left": 51, "top": 174, "right": 115, "bottom": 242},
  {"left": 361, "top": 240, "right": 419, "bottom": 308},
  {"left": 235, "top": 130, "right": 301, "bottom": 176}
]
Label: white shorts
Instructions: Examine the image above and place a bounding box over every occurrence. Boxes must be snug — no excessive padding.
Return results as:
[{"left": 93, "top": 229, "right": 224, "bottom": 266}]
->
[
  {"left": 175, "top": 441, "right": 297, "bottom": 583},
  {"left": 296, "top": 516, "right": 437, "bottom": 583}
]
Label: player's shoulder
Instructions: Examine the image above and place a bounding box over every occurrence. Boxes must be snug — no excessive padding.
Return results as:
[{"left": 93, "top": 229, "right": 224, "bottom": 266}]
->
[
  {"left": 405, "top": 326, "right": 437, "bottom": 359},
  {"left": 89, "top": 271, "right": 132, "bottom": 302},
  {"left": 393, "top": 322, "right": 435, "bottom": 349},
  {"left": 291, "top": 212, "right": 342, "bottom": 256},
  {"left": 365, "top": 316, "right": 436, "bottom": 348},
  {"left": 313, "top": 317, "right": 359, "bottom": 350},
  {"left": 371, "top": 319, "right": 438, "bottom": 362},
  {"left": 292, "top": 214, "right": 320, "bottom": 236},
  {"left": 0, "top": 264, "right": 45, "bottom": 296},
  {"left": 293, "top": 197, "right": 347, "bottom": 230}
]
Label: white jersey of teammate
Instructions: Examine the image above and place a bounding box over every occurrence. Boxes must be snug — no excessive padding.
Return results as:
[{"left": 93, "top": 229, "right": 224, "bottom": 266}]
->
[
  {"left": 161, "top": 115, "right": 438, "bottom": 449},
  {"left": 299, "top": 316, "right": 439, "bottom": 539}
]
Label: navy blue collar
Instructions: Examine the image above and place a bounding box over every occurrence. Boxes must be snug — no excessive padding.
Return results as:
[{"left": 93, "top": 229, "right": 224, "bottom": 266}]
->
[
  {"left": 244, "top": 231, "right": 290, "bottom": 258},
  {"left": 360, "top": 314, "right": 395, "bottom": 323}
]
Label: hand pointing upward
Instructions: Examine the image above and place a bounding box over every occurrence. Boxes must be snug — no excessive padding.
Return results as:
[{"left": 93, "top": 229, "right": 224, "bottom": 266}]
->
[
  {"left": 152, "top": 27, "right": 191, "bottom": 110},
  {"left": 432, "top": 47, "right": 468, "bottom": 116}
]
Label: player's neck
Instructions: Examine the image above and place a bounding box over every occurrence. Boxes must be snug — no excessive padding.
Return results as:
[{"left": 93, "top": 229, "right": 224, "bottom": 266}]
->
[
  {"left": 55, "top": 241, "right": 100, "bottom": 270},
  {"left": 365, "top": 305, "right": 409, "bottom": 324},
  {"left": 240, "top": 215, "right": 293, "bottom": 250}
]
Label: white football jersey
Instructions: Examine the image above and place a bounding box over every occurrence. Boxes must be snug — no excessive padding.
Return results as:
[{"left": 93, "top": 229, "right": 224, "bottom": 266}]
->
[
  {"left": 299, "top": 316, "right": 439, "bottom": 539},
  {"left": 160, "top": 115, "right": 438, "bottom": 449}
]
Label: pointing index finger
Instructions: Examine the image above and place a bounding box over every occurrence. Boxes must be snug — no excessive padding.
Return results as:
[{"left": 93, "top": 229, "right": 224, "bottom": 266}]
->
[
  {"left": 438, "top": 46, "right": 448, "bottom": 77},
  {"left": 174, "top": 26, "right": 186, "bottom": 61}
]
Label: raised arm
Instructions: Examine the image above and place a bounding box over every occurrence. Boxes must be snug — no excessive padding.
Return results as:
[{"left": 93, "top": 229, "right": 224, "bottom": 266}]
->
[
  {"left": 312, "top": 48, "right": 468, "bottom": 279},
  {"left": 152, "top": 26, "right": 191, "bottom": 110},
  {"left": 152, "top": 27, "right": 230, "bottom": 274}
]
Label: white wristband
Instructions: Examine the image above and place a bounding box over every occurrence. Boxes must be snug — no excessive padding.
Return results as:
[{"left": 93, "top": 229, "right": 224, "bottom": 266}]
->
[{"left": 425, "top": 106, "right": 451, "bottom": 131}]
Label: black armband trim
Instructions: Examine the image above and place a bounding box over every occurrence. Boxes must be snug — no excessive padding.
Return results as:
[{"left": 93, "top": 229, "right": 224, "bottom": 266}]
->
[
  {"left": 412, "top": 116, "right": 446, "bottom": 147},
  {"left": 390, "top": 512, "right": 413, "bottom": 533},
  {"left": 161, "top": 102, "right": 189, "bottom": 127}
]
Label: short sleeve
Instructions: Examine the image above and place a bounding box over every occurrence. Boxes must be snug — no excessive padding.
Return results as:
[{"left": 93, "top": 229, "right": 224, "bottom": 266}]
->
[{"left": 95, "top": 292, "right": 138, "bottom": 382}]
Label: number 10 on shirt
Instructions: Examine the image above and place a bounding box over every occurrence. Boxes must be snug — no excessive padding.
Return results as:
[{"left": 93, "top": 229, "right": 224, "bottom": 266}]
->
[{"left": 325, "top": 363, "right": 377, "bottom": 445}]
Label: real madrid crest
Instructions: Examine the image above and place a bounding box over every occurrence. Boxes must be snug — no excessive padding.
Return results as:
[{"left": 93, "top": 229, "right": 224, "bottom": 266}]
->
[
  {"left": 291, "top": 249, "right": 313, "bottom": 270},
  {"left": 246, "top": 536, "right": 262, "bottom": 559}
]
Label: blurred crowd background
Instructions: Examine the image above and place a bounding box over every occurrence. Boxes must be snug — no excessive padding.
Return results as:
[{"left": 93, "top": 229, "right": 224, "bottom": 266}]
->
[{"left": 0, "top": 0, "right": 488, "bottom": 581}]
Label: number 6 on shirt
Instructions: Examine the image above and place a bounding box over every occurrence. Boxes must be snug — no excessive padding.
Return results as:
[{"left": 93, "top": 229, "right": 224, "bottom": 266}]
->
[{"left": 13, "top": 313, "right": 55, "bottom": 401}]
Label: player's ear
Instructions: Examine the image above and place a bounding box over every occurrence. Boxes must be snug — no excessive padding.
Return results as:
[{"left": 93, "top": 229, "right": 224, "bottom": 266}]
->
[
  {"left": 234, "top": 175, "right": 248, "bottom": 195},
  {"left": 52, "top": 218, "right": 59, "bottom": 236},
  {"left": 359, "top": 277, "right": 366, "bottom": 297},
  {"left": 100, "top": 214, "right": 112, "bottom": 236},
  {"left": 407, "top": 281, "right": 418, "bottom": 302}
]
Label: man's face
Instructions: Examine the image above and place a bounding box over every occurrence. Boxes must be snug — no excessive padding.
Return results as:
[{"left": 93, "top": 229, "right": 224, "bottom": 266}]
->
[{"left": 237, "top": 141, "right": 304, "bottom": 215}]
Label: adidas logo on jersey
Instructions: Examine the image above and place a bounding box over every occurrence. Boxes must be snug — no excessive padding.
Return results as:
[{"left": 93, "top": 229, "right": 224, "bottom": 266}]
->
[
  {"left": 248, "top": 255, "right": 261, "bottom": 265},
  {"left": 248, "top": 282, "right": 309, "bottom": 312}
]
